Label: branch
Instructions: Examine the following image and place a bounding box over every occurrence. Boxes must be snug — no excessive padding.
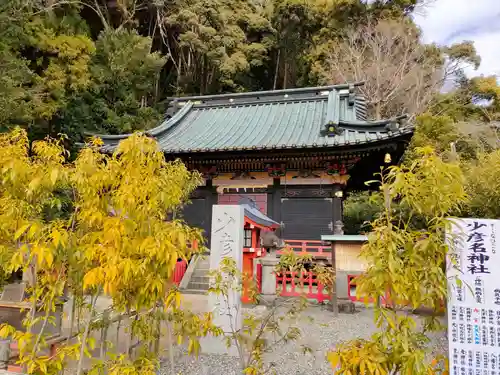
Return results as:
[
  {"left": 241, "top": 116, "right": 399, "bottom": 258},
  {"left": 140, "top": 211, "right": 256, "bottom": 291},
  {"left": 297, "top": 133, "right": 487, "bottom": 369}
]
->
[
  {"left": 75, "top": 292, "right": 99, "bottom": 375},
  {"left": 156, "top": 9, "right": 178, "bottom": 73},
  {"left": 31, "top": 303, "right": 52, "bottom": 356},
  {"left": 32, "top": 0, "right": 109, "bottom": 29}
]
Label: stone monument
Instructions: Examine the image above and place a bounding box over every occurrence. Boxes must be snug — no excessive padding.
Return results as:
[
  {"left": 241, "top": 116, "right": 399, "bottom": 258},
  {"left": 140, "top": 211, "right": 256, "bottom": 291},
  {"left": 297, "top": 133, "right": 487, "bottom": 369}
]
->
[{"left": 204, "top": 205, "right": 244, "bottom": 355}]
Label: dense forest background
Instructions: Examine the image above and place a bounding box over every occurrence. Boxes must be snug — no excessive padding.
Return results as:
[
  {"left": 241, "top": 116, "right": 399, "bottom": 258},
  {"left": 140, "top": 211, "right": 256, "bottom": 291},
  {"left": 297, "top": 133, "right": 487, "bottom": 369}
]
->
[
  {"left": 1, "top": 0, "right": 499, "bottom": 141},
  {"left": 1, "top": 0, "right": 500, "bottom": 232}
]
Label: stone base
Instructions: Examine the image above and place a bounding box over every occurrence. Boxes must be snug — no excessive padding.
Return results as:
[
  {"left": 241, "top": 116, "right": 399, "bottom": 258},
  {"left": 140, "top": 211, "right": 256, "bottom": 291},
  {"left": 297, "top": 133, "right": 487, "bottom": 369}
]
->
[
  {"left": 0, "top": 340, "right": 9, "bottom": 371},
  {"left": 338, "top": 301, "right": 356, "bottom": 314},
  {"left": 200, "top": 335, "right": 240, "bottom": 357},
  {"left": 259, "top": 293, "right": 279, "bottom": 305},
  {"left": 260, "top": 256, "right": 279, "bottom": 296}
]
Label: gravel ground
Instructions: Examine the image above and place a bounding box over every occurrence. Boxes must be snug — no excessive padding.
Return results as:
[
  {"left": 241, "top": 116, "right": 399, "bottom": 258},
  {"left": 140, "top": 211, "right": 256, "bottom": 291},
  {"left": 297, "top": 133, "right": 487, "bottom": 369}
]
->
[{"left": 158, "top": 304, "right": 448, "bottom": 375}]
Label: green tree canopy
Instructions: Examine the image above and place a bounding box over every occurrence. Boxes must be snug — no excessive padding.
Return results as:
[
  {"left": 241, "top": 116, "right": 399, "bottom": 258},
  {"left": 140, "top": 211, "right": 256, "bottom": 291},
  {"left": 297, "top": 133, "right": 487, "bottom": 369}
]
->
[{"left": 1, "top": 0, "right": 479, "bottom": 143}]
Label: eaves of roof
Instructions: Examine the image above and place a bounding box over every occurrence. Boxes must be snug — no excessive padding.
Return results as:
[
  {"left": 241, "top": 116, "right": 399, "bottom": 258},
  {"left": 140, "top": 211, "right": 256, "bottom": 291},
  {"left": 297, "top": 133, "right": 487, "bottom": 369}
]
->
[{"left": 91, "top": 83, "right": 413, "bottom": 154}]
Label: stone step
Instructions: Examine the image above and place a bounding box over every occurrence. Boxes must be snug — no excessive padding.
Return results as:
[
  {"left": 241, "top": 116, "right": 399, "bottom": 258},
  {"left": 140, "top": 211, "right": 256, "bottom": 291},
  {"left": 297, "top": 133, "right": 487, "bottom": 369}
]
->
[
  {"left": 181, "top": 289, "right": 208, "bottom": 295},
  {"left": 193, "top": 267, "right": 210, "bottom": 273},
  {"left": 196, "top": 256, "right": 210, "bottom": 264},
  {"left": 192, "top": 271, "right": 209, "bottom": 278},
  {"left": 187, "top": 282, "right": 210, "bottom": 291},
  {"left": 190, "top": 276, "right": 210, "bottom": 284}
]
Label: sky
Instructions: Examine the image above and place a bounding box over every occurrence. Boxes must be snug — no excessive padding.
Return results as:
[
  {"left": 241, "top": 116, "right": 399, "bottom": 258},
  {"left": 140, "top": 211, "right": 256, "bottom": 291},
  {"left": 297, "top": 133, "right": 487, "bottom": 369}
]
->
[{"left": 413, "top": 0, "right": 500, "bottom": 78}]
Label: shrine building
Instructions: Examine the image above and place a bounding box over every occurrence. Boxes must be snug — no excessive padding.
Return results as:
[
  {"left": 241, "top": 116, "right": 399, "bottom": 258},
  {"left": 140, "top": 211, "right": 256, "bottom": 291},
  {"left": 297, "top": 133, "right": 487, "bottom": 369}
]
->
[{"left": 95, "top": 82, "right": 413, "bottom": 245}]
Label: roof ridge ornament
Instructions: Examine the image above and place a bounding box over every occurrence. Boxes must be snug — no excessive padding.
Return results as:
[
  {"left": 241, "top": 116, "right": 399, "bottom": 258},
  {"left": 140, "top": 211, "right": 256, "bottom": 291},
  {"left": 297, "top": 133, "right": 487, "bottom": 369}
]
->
[
  {"left": 348, "top": 84, "right": 356, "bottom": 106},
  {"left": 324, "top": 121, "right": 345, "bottom": 136},
  {"left": 385, "top": 121, "right": 399, "bottom": 132}
]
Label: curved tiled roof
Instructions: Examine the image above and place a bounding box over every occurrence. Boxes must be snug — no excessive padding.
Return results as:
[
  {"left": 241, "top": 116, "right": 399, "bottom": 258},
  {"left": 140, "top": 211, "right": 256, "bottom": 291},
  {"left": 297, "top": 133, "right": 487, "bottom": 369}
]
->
[
  {"left": 239, "top": 197, "right": 279, "bottom": 228},
  {"left": 94, "top": 83, "right": 413, "bottom": 154}
]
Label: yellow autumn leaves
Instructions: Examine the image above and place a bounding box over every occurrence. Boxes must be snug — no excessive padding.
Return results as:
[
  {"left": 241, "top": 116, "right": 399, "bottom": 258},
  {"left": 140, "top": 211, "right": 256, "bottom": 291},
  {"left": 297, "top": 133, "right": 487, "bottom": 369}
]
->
[
  {"left": 0, "top": 127, "right": 205, "bottom": 374},
  {"left": 327, "top": 148, "right": 463, "bottom": 375}
]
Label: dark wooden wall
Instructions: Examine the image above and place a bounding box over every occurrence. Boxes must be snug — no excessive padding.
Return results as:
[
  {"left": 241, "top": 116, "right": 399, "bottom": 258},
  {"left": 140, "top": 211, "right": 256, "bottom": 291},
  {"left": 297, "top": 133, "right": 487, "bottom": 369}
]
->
[{"left": 182, "top": 182, "right": 343, "bottom": 246}]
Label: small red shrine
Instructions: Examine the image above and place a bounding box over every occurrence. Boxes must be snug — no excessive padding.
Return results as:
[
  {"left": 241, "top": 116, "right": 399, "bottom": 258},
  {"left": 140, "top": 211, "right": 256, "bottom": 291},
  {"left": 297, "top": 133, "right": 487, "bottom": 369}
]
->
[{"left": 237, "top": 197, "right": 280, "bottom": 303}]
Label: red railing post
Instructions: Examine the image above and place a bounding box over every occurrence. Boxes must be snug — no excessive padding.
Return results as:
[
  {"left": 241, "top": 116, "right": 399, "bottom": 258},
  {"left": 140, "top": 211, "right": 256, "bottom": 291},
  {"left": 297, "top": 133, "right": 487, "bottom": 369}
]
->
[
  {"left": 283, "top": 239, "right": 331, "bottom": 258},
  {"left": 270, "top": 242, "right": 341, "bottom": 303},
  {"left": 308, "top": 271, "right": 313, "bottom": 295},
  {"left": 276, "top": 272, "right": 282, "bottom": 295},
  {"left": 257, "top": 263, "right": 263, "bottom": 293},
  {"left": 317, "top": 280, "right": 323, "bottom": 303}
]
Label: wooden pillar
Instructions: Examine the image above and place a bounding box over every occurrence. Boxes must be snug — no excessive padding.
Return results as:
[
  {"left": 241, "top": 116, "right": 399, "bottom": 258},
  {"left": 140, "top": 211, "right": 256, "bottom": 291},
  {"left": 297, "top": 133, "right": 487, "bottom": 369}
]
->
[
  {"left": 332, "top": 184, "right": 343, "bottom": 228},
  {"left": 330, "top": 184, "right": 343, "bottom": 316},
  {"left": 266, "top": 188, "right": 275, "bottom": 219},
  {"left": 268, "top": 178, "right": 282, "bottom": 228},
  {"left": 251, "top": 227, "right": 258, "bottom": 249}
]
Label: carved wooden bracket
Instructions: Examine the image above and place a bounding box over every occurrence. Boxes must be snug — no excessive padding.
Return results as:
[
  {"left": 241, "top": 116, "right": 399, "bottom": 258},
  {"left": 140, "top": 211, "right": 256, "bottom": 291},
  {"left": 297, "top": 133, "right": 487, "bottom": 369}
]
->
[
  {"left": 325, "top": 157, "right": 360, "bottom": 176},
  {"left": 200, "top": 165, "right": 218, "bottom": 179},
  {"left": 282, "top": 190, "right": 301, "bottom": 197},
  {"left": 311, "top": 189, "right": 329, "bottom": 197},
  {"left": 265, "top": 163, "right": 286, "bottom": 177},
  {"left": 230, "top": 170, "right": 256, "bottom": 180},
  {"left": 291, "top": 169, "right": 321, "bottom": 179},
  {"left": 190, "top": 190, "right": 203, "bottom": 198}
]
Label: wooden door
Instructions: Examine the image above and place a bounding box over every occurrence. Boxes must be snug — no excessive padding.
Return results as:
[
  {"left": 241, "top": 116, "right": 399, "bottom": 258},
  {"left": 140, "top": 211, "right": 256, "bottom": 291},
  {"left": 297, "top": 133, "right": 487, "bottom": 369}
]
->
[{"left": 280, "top": 197, "right": 333, "bottom": 240}]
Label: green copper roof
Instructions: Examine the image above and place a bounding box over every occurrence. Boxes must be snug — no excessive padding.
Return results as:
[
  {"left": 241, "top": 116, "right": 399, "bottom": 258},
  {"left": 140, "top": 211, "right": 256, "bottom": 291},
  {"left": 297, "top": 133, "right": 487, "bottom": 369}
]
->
[{"left": 95, "top": 83, "right": 413, "bottom": 154}]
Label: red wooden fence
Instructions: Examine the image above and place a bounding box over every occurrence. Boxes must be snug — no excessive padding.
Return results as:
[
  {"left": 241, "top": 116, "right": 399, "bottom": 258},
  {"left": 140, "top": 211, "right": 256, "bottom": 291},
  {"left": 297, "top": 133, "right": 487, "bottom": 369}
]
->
[
  {"left": 273, "top": 272, "right": 383, "bottom": 304},
  {"left": 273, "top": 240, "right": 331, "bottom": 302},
  {"left": 275, "top": 271, "right": 330, "bottom": 303},
  {"left": 278, "top": 240, "right": 331, "bottom": 258}
]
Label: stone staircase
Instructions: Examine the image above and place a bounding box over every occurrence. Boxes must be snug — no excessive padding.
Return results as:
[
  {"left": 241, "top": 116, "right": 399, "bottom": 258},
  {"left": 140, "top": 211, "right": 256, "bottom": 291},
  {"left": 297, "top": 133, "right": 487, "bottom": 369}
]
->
[{"left": 183, "top": 255, "right": 210, "bottom": 294}]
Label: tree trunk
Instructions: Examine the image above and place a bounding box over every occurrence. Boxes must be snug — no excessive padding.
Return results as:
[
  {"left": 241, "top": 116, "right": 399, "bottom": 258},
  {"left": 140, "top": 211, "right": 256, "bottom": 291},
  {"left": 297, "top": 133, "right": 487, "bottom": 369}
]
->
[
  {"left": 76, "top": 293, "right": 99, "bottom": 375},
  {"left": 167, "top": 321, "right": 175, "bottom": 374},
  {"left": 375, "top": 103, "right": 381, "bottom": 120},
  {"left": 99, "top": 309, "right": 110, "bottom": 360},
  {"left": 283, "top": 61, "right": 288, "bottom": 90},
  {"left": 273, "top": 50, "right": 281, "bottom": 91},
  {"left": 67, "top": 296, "right": 76, "bottom": 344}
]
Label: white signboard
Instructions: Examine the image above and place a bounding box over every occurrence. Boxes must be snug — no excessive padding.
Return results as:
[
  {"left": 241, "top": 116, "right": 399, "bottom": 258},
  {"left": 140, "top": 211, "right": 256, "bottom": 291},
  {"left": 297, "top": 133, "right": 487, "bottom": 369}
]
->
[
  {"left": 209, "top": 205, "right": 244, "bottom": 334},
  {"left": 447, "top": 218, "right": 500, "bottom": 375}
]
